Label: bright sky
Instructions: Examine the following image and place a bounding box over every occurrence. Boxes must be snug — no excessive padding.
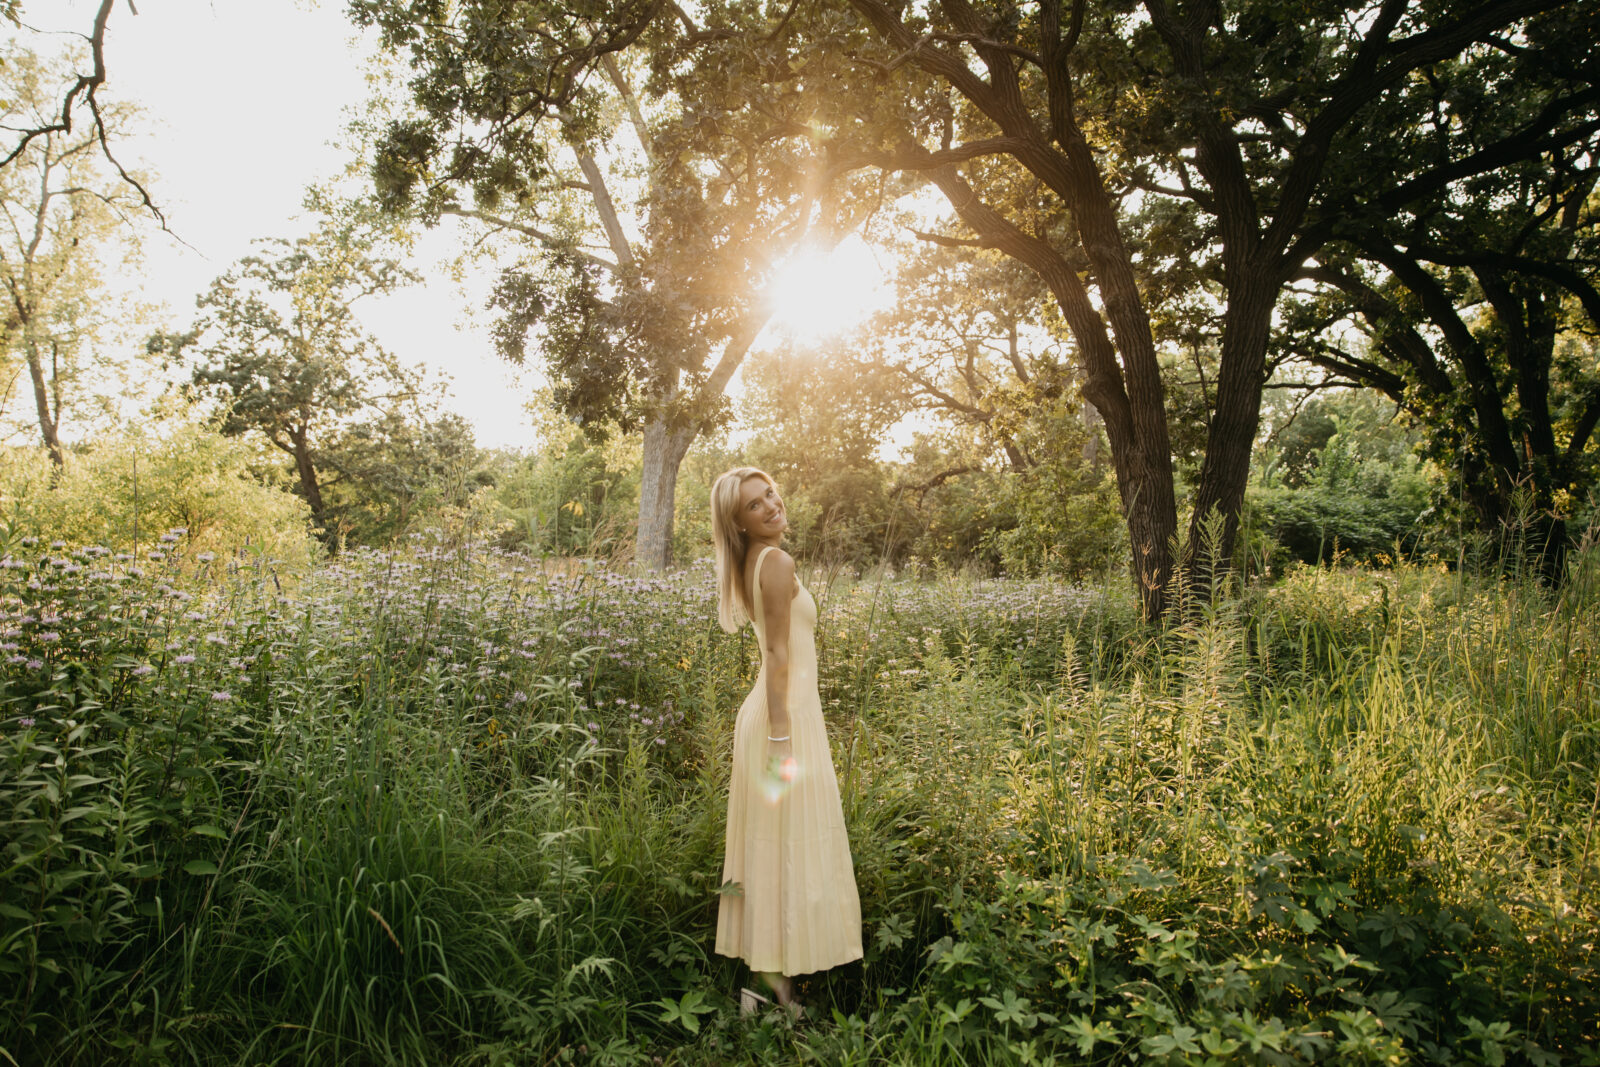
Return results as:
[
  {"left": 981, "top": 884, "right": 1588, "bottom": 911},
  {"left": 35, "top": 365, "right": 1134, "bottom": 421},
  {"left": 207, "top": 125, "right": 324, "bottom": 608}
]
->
[
  {"left": 29, "top": 0, "right": 894, "bottom": 453},
  {"left": 38, "top": 0, "right": 533, "bottom": 448}
]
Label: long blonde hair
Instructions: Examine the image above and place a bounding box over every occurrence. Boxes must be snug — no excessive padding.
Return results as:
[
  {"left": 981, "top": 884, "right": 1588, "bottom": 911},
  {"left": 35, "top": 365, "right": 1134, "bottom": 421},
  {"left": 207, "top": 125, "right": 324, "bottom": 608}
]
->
[{"left": 710, "top": 466, "right": 776, "bottom": 633}]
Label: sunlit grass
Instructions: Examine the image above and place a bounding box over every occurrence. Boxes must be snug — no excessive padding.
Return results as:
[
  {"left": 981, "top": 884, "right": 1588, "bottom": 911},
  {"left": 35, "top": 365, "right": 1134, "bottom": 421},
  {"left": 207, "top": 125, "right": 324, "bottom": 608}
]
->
[{"left": 1, "top": 528, "right": 1594, "bottom": 1065}]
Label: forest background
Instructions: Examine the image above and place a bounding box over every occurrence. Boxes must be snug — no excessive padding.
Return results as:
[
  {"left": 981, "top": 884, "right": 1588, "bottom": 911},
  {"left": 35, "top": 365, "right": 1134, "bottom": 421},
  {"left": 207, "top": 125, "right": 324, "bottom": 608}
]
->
[{"left": 1, "top": 0, "right": 1597, "bottom": 1064}]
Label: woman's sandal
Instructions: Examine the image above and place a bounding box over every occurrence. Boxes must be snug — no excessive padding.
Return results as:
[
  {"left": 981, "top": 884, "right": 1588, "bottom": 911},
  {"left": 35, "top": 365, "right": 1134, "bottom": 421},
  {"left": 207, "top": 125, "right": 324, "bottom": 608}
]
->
[
  {"left": 739, "top": 986, "right": 805, "bottom": 1022},
  {"left": 738, "top": 987, "right": 770, "bottom": 1017}
]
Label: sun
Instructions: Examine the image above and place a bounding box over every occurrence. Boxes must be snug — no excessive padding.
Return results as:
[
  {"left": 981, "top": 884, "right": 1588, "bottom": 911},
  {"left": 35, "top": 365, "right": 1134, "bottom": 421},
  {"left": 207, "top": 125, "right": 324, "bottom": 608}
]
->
[{"left": 767, "top": 236, "right": 891, "bottom": 345}]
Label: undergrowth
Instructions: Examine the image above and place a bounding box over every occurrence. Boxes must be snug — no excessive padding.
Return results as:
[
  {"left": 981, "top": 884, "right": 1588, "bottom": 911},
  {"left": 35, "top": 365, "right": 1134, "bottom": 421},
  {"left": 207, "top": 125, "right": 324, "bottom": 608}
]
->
[{"left": 1, "top": 525, "right": 1595, "bottom": 1065}]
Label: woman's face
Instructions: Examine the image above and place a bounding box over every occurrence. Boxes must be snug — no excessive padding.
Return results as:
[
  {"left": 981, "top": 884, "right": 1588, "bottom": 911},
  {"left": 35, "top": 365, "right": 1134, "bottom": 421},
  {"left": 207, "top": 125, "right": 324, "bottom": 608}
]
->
[{"left": 736, "top": 475, "right": 786, "bottom": 539}]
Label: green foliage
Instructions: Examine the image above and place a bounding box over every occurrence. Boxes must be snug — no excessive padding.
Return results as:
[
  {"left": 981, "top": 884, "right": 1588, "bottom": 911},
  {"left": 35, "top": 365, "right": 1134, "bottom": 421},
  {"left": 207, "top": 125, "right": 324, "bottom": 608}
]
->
[
  {"left": 1248, "top": 393, "right": 1438, "bottom": 567},
  {"left": 489, "top": 432, "right": 639, "bottom": 558},
  {"left": 0, "top": 418, "right": 316, "bottom": 566},
  {"left": 163, "top": 201, "right": 437, "bottom": 546},
  {"left": 1, "top": 523, "right": 1595, "bottom": 1065},
  {"left": 979, "top": 397, "right": 1125, "bottom": 581},
  {"left": 326, "top": 408, "right": 483, "bottom": 546}
]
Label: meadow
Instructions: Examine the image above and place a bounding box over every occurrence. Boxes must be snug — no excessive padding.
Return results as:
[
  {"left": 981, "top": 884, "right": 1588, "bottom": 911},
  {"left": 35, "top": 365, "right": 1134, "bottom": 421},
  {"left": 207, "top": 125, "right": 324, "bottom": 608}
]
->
[{"left": 1, "top": 525, "right": 1596, "bottom": 1066}]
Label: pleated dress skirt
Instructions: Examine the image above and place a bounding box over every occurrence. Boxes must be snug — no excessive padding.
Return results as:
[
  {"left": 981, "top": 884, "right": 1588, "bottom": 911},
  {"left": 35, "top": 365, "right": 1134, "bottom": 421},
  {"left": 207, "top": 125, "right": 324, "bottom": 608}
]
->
[{"left": 714, "top": 555, "right": 863, "bottom": 976}]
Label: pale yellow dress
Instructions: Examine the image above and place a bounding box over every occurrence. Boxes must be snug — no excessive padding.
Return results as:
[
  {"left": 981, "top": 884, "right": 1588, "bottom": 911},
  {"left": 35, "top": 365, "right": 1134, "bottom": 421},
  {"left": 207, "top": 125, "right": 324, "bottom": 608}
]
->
[{"left": 715, "top": 545, "right": 864, "bottom": 975}]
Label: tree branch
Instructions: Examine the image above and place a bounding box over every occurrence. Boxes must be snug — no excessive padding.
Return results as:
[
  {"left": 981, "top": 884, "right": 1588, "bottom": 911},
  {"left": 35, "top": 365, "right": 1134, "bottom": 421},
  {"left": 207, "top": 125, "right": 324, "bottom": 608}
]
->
[{"left": 441, "top": 207, "right": 619, "bottom": 272}]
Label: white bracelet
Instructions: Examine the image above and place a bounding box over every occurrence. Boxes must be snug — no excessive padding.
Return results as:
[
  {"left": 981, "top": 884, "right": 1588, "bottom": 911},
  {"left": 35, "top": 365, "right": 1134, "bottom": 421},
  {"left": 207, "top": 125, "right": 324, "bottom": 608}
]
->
[{"left": 767, "top": 734, "right": 790, "bottom": 742}]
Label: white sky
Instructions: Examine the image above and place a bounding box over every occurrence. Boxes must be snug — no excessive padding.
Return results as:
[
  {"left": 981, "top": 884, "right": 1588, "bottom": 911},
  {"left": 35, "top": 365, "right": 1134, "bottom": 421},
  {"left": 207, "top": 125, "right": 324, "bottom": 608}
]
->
[{"left": 36, "top": 0, "right": 536, "bottom": 448}]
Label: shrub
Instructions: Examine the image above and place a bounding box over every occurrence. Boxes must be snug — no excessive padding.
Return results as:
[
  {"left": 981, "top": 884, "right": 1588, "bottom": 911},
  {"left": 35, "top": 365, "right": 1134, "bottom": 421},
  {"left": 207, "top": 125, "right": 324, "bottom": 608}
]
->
[{"left": 0, "top": 419, "right": 316, "bottom": 566}]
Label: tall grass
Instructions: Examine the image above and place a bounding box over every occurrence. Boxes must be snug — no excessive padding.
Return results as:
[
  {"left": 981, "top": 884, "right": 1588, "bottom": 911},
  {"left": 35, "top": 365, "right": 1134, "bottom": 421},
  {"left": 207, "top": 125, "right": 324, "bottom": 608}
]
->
[{"left": 1, "top": 525, "right": 1594, "bottom": 1065}]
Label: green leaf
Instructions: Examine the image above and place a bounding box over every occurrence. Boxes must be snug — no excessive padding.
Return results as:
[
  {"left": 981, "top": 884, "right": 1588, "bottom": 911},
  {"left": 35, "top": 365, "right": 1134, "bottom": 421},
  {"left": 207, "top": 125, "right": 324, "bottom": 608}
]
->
[
  {"left": 655, "top": 990, "right": 714, "bottom": 1034},
  {"left": 182, "top": 860, "right": 218, "bottom": 876}
]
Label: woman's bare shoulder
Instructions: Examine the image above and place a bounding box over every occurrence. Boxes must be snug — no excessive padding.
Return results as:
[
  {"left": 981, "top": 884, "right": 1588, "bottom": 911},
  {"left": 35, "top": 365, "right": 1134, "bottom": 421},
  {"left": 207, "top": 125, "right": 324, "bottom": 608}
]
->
[{"left": 754, "top": 547, "right": 796, "bottom": 591}]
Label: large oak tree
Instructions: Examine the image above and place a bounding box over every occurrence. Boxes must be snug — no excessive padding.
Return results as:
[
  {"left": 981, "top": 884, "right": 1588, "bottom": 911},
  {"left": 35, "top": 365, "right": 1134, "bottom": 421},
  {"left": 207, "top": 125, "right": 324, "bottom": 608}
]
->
[{"left": 352, "top": 0, "right": 883, "bottom": 567}]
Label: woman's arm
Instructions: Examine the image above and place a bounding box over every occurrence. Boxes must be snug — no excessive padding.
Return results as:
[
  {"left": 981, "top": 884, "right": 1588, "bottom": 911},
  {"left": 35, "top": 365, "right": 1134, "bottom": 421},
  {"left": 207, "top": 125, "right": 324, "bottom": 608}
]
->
[{"left": 757, "top": 549, "right": 796, "bottom": 739}]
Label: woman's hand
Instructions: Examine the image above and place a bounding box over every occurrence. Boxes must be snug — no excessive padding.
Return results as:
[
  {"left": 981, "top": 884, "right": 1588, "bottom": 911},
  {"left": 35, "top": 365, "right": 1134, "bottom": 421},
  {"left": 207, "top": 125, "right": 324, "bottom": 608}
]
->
[{"left": 765, "top": 735, "right": 797, "bottom": 791}]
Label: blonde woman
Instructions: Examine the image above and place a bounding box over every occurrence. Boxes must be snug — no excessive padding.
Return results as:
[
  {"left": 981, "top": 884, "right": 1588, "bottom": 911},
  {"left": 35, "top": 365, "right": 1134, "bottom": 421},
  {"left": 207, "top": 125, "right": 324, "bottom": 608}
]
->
[{"left": 709, "top": 467, "right": 862, "bottom": 1017}]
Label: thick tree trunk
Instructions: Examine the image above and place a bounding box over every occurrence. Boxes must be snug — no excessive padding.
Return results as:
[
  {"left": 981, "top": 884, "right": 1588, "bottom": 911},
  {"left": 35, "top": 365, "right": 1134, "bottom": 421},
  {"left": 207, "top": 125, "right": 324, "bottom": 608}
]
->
[
  {"left": 923, "top": 166, "right": 1177, "bottom": 620},
  {"left": 1480, "top": 271, "right": 1571, "bottom": 584},
  {"left": 290, "top": 431, "right": 330, "bottom": 546},
  {"left": 1183, "top": 274, "right": 1276, "bottom": 585},
  {"left": 636, "top": 414, "right": 694, "bottom": 570}
]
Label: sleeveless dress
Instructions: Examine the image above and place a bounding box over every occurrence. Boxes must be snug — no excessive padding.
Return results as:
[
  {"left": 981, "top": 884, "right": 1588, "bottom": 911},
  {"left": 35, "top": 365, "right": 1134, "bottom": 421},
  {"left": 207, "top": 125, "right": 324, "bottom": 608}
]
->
[{"left": 714, "top": 545, "right": 863, "bottom": 976}]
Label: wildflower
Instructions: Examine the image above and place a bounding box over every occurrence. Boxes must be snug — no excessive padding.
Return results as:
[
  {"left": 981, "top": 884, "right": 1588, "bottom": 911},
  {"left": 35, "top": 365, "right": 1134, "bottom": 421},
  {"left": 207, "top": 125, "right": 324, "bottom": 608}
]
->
[
  {"left": 211, "top": 691, "right": 231, "bottom": 702},
  {"left": 587, "top": 722, "right": 600, "bottom": 731},
  {"left": 19, "top": 717, "right": 34, "bottom": 727},
  {"left": 26, "top": 658, "right": 42, "bottom": 669},
  {"left": 50, "top": 540, "right": 65, "bottom": 549},
  {"left": 196, "top": 552, "right": 215, "bottom": 563},
  {"left": 132, "top": 664, "right": 155, "bottom": 677},
  {"left": 159, "top": 533, "right": 180, "bottom": 544},
  {"left": 654, "top": 737, "right": 666, "bottom": 745},
  {"left": 37, "top": 632, "right": 60, "bottom": 643},
  {"left": 174, "top": 654, "right": 196, "bottom": 665}
]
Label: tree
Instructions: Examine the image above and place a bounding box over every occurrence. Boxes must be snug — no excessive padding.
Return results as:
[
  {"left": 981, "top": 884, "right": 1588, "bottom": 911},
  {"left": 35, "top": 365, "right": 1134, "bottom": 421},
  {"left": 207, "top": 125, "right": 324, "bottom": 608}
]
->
[
  {"left": 892, "top": 0, "right": 1589, "bottom": 600},
  {"left": 1113, "top": 0, "right": 1594, "bottom": 579},
  {"left": 352, "top": 0, "right": 878, "bottom": 567},
  {"left": 862, "top": 242, "right": 1089, "bottom": 474},
  {"left": 0, "top": 46, "right": 145, "bottom": 468},
  {"left": 324, "top": 408, "right": 481, "bottom": 544},
  {"left": 353, "top": 0, "right": 1595, "bottom": 611},
  {"left": 162, "top": 209, "right": 423, "bottom": 546},
  {"left": 756, "top": 0, "right": 1589, "bottom": 611},
  {"left": 1274, "top": 15, "right": 1600, "bottom": 580},
  {"left": 738, "top": 339, "right": 907, "bottom": 565},
  {"left": 0, "top": 0, "right": 161, "bottom": 221}
]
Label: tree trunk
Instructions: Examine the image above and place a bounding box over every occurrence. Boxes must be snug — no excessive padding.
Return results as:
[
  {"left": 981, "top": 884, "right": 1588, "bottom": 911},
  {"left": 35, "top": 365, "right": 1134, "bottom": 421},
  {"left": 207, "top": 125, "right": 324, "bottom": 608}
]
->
[
  {"left": 1183, "top": 273, "right": 1276, "bottom": 585},
  {"left": 24, "top": 337, "right": 64, "bottom": 469},
  {"left": 922, "top": 166, "right": 1177, "bottom": 620},
  {"left": 636, "top": 413, "right": 694, "bottom": 570},
  {"left": 1081, "top": 400, "right": 1102, "bottom": 473},
  {"left": 290, "top": 431, "right": 330, "bottom": 546}
]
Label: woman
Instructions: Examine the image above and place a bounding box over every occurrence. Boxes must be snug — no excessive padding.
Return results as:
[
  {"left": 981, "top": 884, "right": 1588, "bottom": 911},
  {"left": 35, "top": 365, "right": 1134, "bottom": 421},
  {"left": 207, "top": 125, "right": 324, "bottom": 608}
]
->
[{"left": 710, "top": 467, "right": 863, "bottom": 1017}]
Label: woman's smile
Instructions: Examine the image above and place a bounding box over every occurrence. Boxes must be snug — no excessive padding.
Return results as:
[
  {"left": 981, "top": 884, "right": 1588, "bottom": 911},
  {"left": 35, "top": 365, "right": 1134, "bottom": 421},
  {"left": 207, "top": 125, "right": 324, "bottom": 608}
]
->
[{"left": 740, "top": 477, "right": 787, "bottom": 538}]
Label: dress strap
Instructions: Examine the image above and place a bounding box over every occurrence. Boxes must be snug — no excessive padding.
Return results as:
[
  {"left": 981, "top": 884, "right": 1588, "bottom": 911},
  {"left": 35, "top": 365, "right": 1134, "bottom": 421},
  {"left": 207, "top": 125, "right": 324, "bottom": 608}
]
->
[{"left": 749, "top": 544, "right": 778, "bottom": 619}]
